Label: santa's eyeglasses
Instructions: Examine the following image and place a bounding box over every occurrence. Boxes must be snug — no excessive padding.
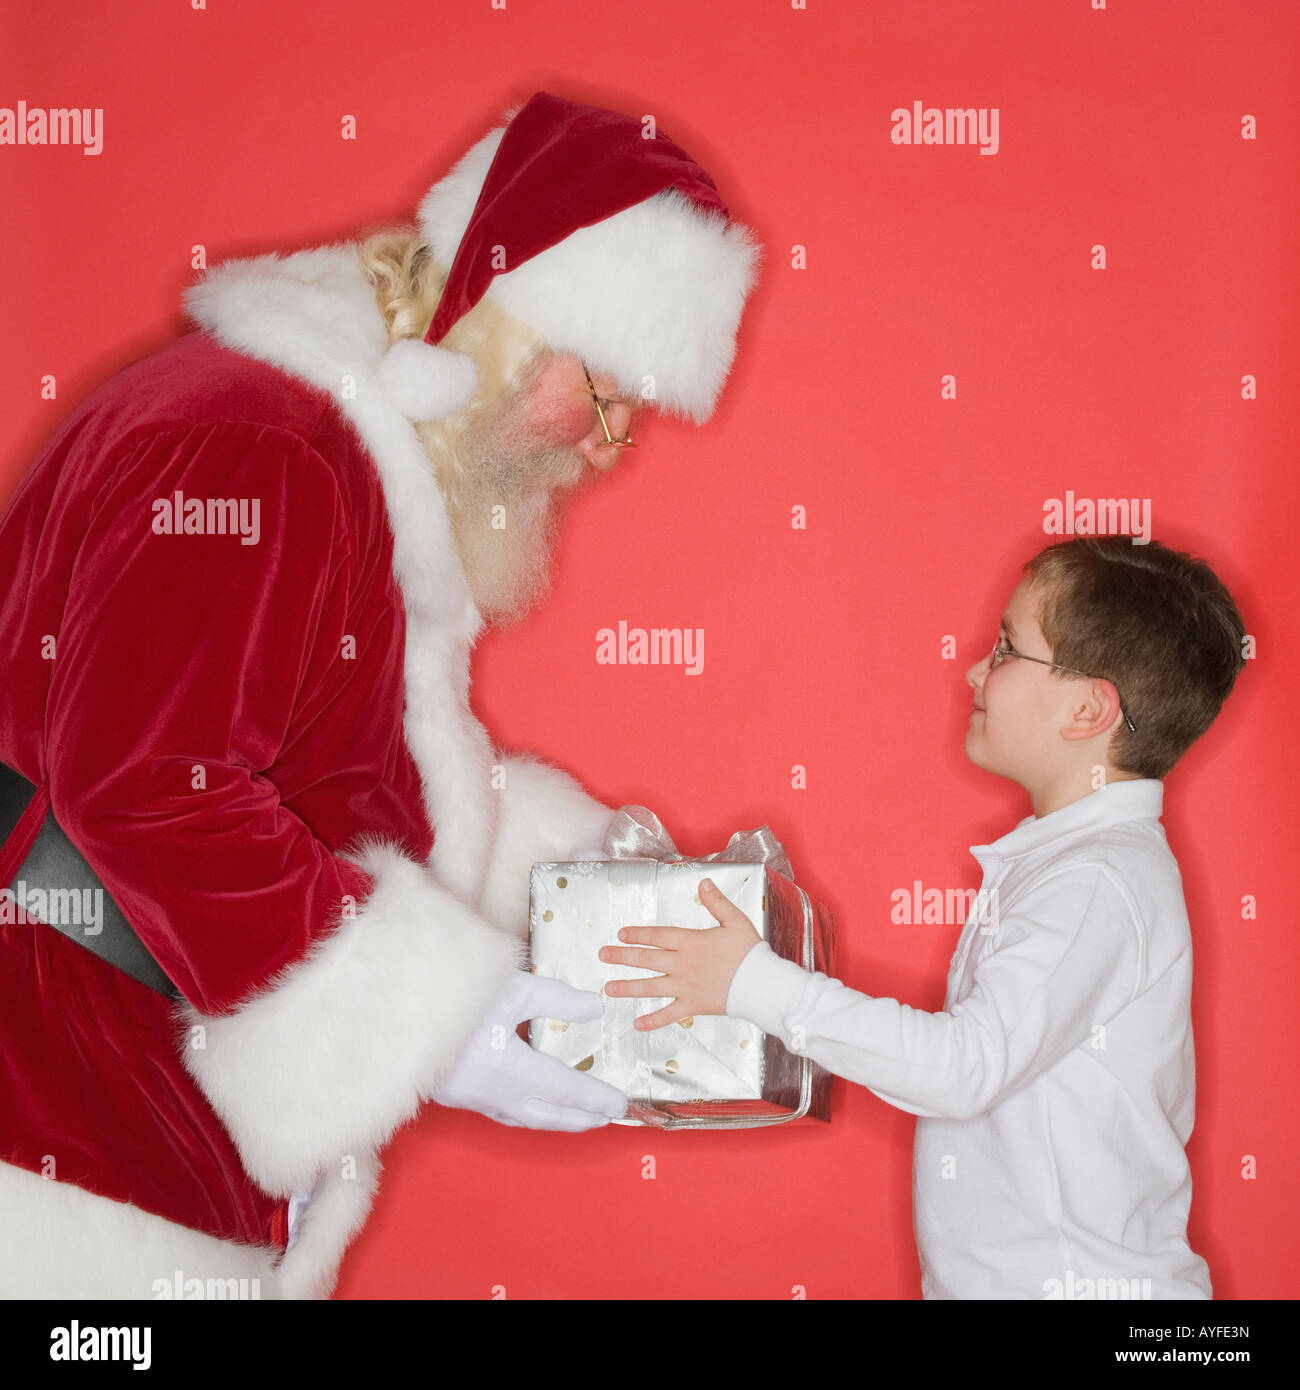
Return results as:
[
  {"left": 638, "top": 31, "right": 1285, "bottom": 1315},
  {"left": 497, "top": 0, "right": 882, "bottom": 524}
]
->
[{"left": 580, "top": 359, "right": 636, "bottom": 450}]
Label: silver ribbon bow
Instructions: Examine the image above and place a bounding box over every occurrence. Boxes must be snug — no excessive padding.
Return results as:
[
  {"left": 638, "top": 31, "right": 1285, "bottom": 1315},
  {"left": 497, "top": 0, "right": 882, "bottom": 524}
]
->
[{"left": 600, "top": 804, "right": 795, "bottom": 883}]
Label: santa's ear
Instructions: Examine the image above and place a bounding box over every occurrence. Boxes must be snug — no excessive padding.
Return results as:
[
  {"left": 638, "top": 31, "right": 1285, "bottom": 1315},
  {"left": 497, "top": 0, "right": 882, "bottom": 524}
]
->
[{"left": 375, "top": 338, "right": 478, "bottom": 421}]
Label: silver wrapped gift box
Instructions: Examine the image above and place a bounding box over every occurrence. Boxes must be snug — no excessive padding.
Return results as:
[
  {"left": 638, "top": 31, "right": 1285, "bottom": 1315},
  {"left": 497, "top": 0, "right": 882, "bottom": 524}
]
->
[{"left": 527, "top": 807, "right": 835, "bottom": 1129}]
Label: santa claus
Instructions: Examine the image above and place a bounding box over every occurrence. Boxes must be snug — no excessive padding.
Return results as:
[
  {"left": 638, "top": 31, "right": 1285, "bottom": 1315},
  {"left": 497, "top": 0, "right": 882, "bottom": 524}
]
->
[{"left": 0, "top": 92, "right": 761, "bottom": 1299}]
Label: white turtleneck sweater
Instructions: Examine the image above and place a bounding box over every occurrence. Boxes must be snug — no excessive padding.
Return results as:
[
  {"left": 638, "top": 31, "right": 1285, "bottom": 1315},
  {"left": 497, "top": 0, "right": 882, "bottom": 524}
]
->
[{"left": 725, "top": 778, "right": 1212, "bottom": 1300}]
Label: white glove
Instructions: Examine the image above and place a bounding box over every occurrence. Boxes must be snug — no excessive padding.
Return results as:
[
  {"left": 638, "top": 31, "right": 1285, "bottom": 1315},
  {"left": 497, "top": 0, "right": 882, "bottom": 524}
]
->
[{"left": 424, "top": 968, "right": 629, "bottom": 1131}]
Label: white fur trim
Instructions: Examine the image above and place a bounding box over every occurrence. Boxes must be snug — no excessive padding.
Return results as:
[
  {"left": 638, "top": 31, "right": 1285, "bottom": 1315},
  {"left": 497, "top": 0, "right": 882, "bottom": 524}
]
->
[
  {"left": 0, "top": 1157, "right": 278, "bottom": 1299},
  {"left": 376, "top": 337, "right": 478, "bottom": 421},
  {"left": 477, "top": 753, "right": 621, "bottom": 940},
  {"left": 274, "top": 1150, "right": 380, "bottom": 1299},
  {"left": 183, "top": 244, "right": 499, "bottom": 905},
  {"left": 418, "top": 117, "right": 763, "bottom": 425},
  {"left": 0, "top": 1154, "right": 380, "bottom": 1300},
  {"left": 178, "top": 839, "right": 525, "bottom": 1198}
]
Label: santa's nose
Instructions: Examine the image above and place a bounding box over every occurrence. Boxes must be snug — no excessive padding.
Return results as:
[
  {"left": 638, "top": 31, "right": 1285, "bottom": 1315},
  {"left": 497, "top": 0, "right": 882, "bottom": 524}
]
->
[
  {"left": 584, "top": 441, "right": 624, "bottom": 472},
  {"left": 578, "top": 407, "right": 635, "bottom": 470}
]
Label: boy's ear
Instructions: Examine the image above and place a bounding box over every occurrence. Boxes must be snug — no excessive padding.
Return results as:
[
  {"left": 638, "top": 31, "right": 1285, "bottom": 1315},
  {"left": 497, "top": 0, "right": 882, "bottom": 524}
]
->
[{"left": 1058, "top": 679, "right": 1126, "bottom": 742}]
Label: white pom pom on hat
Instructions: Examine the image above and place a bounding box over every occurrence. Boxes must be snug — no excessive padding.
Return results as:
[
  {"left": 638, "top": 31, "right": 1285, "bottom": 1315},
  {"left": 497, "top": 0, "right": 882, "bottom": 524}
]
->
[{"left": 375, "top": 337, "right": 478, "bottom": 421}]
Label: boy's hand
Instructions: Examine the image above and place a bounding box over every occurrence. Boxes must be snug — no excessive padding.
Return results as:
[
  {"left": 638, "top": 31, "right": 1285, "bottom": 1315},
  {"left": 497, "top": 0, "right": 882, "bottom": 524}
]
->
[{"left": 598, "top": 877, "right": 762, "bottom": 1031}]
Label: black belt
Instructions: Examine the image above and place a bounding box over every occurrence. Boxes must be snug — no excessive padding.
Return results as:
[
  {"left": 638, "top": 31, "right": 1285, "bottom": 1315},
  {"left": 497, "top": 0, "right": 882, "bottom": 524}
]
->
[{"left": 0, "top": 762, "right": 181, "bottom": 998}]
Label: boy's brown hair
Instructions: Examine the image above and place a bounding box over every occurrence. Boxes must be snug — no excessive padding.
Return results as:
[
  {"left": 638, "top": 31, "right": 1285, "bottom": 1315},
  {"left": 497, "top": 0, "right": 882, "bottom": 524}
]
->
[{"left": 1023, "top": 536, "right": 1247, "bottom": 779}]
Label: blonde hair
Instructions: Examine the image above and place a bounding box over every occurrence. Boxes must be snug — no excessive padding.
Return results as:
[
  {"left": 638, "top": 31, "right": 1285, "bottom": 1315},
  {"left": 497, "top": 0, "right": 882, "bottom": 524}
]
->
[{"left": 356, "top": 225, "right": 553, "bottom": 510}]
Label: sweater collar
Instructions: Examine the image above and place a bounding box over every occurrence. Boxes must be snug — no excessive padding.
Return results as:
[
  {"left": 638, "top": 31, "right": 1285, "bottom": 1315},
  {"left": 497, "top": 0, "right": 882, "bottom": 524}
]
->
[{"left": 971, "top": 777, "right": 1164, "bottom": 871}]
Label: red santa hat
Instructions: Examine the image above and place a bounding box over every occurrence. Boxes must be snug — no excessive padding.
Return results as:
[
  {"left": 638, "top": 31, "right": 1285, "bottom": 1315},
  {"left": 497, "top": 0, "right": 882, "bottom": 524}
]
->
[{"left": 377, "top": 92, "right": 762, "bottom": 426}]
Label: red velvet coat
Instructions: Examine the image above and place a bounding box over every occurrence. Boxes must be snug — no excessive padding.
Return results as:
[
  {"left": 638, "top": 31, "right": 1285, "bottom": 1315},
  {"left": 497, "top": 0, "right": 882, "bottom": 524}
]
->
[{"left": 0, "top": 243, "right": 619, "bottom": 1298}]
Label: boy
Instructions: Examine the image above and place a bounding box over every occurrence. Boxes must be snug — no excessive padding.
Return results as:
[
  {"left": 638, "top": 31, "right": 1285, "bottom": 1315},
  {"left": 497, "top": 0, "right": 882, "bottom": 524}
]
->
[{"left": 599, "top": 535, "right": 1247, "bottom": 1299}]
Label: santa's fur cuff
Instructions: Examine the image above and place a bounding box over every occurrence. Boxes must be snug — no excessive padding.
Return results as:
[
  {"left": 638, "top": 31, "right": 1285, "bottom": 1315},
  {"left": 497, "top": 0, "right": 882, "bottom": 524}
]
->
[
  {"left": 476, "top": 753, "right": 620, "bottom": 940},
  {"left": 178, "top": 839, "right": 525, "bottom": 1197}
]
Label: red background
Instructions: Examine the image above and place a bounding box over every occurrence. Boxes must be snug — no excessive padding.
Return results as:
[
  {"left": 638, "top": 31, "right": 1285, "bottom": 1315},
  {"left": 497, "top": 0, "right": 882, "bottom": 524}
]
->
[{"left": 2, "top": 1, "right": 1296, "bottom": 1299}]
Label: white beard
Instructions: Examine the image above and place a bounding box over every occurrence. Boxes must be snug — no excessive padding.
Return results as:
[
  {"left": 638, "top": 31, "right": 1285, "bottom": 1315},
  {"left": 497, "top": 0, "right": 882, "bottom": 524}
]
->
[{"left": 436, "top": 386, "right": 595, "bottom": 628}]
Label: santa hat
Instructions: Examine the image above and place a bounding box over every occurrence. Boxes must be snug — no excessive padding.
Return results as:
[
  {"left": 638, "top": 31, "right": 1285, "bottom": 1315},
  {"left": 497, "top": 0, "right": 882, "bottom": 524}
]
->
[{"left": 377, "top": 92, "right": 762, "bottom": 425}]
